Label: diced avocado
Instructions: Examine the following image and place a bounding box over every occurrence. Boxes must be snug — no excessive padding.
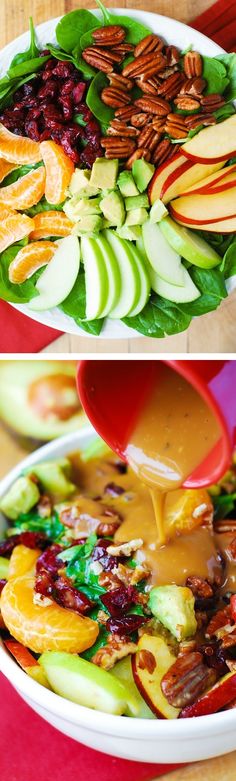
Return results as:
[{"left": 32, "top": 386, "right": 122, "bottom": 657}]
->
[
  {"left": 117, "top": 170, "right": 139, "bottom": 197},
  {"left": 149, "top": 585, "right": 197, "bottom": 641},
  {"left": 72, "top": 215, "right": 103, "bottom": 236},
  {"left": 90, "top": 158, "right": 118, "bottom": 190},
  {"left": 116, "top": 225, "right": 142, "bottom": 241},
  {"left": 125, "top": 208, "right": 148, "bottom": 226},
  {"left": 69, "top": 169, "right": 98, "bottom": 196},
  {"left": 132, "top": 158, "right": 155, "bottom": 193},
  {"left": 100, "top": 191, "right": 125, "bottom": 228},
  {"left": 149, "top": 199, "right": 168, "bottom": 223},
  {"left": 0, "top": 556, "right": 9, "bottom": 580},
  {"left": 111, "top": 656, "right": 155, "bottom": 718},
  {"left": 64, "top": 196, "right": 101, "bottom": 223},
  {"left": 81, "top": 436, "right": 112, "bottom": 462},
  {"left": 25, "top": 459, "right": 76, "bottom": 499},
  {"left": 102, "top": 218, "right": 116, "bottom": 229},
  {"left": 39, "top": 651, "right": 138, "bottom": 715},
  {"left": 0, "top": 476, "right": 40, "bottom": 520},
  {"left": 125, "top": 194, "right": 149, "bottom": 211}
]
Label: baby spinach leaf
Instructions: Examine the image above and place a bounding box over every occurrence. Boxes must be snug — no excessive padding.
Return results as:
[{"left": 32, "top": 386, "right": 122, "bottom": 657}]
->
[
  {"left": 6, "top": 55, "right": 49, "bottom": 81},
  {"left": 180, "top": 266, "right": 227, "bottom": 316},
  {"left": 1, "top": 162, "right": 42, "bottom": 188},
  {"left": 9, "top": 17, "right": 40, "bottom": 68},
  {"left": 95, "top": 0, "right": 151, "bottom": 44},
  {"left": 86, "top": 72, "right": 114, "bottom": 127},
  {"left": 60, "top": 269, "right": 104, "bottom": 335},
  {"left": 0, "top": 244, "right": 37, "bottom": 303},
  {"left": 47, "top": 43, "right": 96, "bottom": 78},
  {"left": 82, "top": 625, "right": 109, "bottom": 661},
  {"left": 123, "top": 295, "right": 191, "bottom": 338},
  {"left": 56, "top": 9, "right": 99, "bottom": 54},
  {"left": 26, "top": 196, "right": 64, "bottom": 217},
  {"left": 0, "top": 74, "right": 37, "bottom": 111},
  {"left": 202, "top": 56, "right": 229, "bottom": 95},
  {"left": 14, "top": 510, "right": 64, "bottom": 541},
  {"left": 214, "top": 103, "right": 235, "bottom": 122},
  {"left": 215, "top": 53, "right": 236, "bottom": 102},
  {"left": 220, "top": 242, "right": 236, "bottom": 279}
]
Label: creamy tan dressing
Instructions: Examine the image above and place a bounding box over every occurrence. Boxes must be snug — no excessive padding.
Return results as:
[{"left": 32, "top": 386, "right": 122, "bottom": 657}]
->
[{"left": 125, "top": 364, "right": 221, "bottom": 544}]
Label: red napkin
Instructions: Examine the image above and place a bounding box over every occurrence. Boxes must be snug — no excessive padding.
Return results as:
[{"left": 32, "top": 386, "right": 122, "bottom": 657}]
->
[{"left": 0, "top": 0, "right": 235, "bottom": 353}]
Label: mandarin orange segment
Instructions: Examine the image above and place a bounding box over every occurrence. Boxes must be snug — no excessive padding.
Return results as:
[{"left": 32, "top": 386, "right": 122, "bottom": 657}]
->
[
  {"left": 0, "top": 213, "right": 34, "bottom": 253},
  {"left": 9, "top": 241, "right": 57, "bottom": 283},
  {"left": 0, "top": 205, "right": 17, "bottom": 220},
  {"left": 0, "top": 123, "right": 42, "bottom": 164},
  {"left": 8, "top": 545, "right": 41, "bottom": 579},
  {"left": 0, "top": 166, "right": 46, "bottom": 210},
  {"left": 0, "top": 159, "right": 18, "bottom": 184},
  {"left": 40, "top": 140, "right": 74, "bottom": 205},
  {"left": 0, "top": 576, "right": 98, "bottom": 653},
  {"left": 166, "top": 488, "right": 213, "bottom": 537},
  {"left": 29, "top": 210, "right": 73, "bottom": 239}
]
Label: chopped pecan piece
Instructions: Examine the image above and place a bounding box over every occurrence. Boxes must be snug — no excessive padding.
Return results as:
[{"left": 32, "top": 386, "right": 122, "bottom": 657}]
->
[
  {"left": 107, "top": 538, "right": 143, "bottom": 557},
  {"left": 92, "top": 634, "right": 137, "bottom": 670},
  {"left": 92, "top": 25, "right": 126, "bottom": 46},
  {"left": 183, "top": 51, "right": 202, "bottom": 78},
  {"left": 97, "top": 520, "right": 121, "bottom": 536},
  {"left": 137, "top": 649, "right": 156, "bottom": 673},
  {"left": 113, "top": 560, "right": 150, "bottom": 587},
  {"left": 179, "top": 77, "right": 206, "bottom": 96},
  {"left": 37, "top": 494, "right": 52, "bottom": 519},
  {"left": 134, "top": 34, "right": 164, "bottom": 58},
  {"left": 186, "top": 576, "right": 213, "bottom": 599},
  {"left": 161, "top": 651, "right": 217, "bottom": 708}
]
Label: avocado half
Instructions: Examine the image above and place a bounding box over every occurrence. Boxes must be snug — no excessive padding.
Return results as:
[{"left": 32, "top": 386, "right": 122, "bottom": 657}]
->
[{"left": 0, "top": 361, "right": 86, "bottom": 448}]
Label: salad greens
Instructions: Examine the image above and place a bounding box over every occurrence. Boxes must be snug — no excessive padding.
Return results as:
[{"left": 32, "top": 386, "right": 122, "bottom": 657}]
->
[
  {"left": 0, "top": 244, "right": 38, "bottom": 304},
  {"left": 55, "top": 9, "right": 101, "bottom": 54},
  {"left": 95, "top": 0, "right": 151, "bottom": 43},
  {"left": 9, "top": 17, "right": 40, "bottom": 68},
  {"left": 86, "top": 72, "right": 114, "bottom": 128},
  {"left": 123, "top": 296, "right": 192, "bottom": 338},
  {"left": 14, "top": 509, "right": 65, "bottom": 541}
]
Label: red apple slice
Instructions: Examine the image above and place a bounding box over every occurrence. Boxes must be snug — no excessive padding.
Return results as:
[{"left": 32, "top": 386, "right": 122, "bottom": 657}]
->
[
  {"left": 181, "top": 116, "right": 236, "bottom": 163},
  {"left": 169, "top": 212, "right": 236, "bottom": 233},
  {"left": 180, "top": 671, "right": 236, "bottom": 718},
  {"left": 131, "top": 633, "right": 180, "bottom": 719},
  {"left": 148, "top": 152, "right": 187, "bottom": 205},
  {"left": 161, "top": 161, "right": 225, "bottom": 204},
  {"left": 169, "top": 187, "right": 236, "bottom": 225},
  {"left": 179, "top": 164, "right": 236, "bottom": 197}
]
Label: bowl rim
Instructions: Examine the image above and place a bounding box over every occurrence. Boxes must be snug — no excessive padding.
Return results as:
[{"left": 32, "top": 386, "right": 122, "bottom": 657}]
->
[
  {"left": 1, "top": 427, "right": 236, "bottom": 738},
  {"left": 0, "top": 7, "right": 230, "bottom": 340}
]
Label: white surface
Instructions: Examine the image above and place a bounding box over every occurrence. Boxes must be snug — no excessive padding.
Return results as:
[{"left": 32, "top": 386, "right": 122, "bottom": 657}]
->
[
  {"left": 1, "top": 428, "right": 236, "bottom": 762},
  {"left": 0, "top": 9, "right": 231, "bottom": 338}
]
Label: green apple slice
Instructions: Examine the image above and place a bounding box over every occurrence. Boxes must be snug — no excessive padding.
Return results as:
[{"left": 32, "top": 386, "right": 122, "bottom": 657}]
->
[
  {"left": 95, "top": 234, "right": 121, "bottom": 317},
  {"left": 149, "top": 264, "right": 200, "bottom": 303},
  {"left": 81, "top": 236, "right": 109, "bottom": 320},
  {"left": 142, "top": 220, "right": 185, "bottom": 287},
  {"left": 111, "top": 656, "right": 155, "bottom": 718},
  {"left": 104, "top": 230, "right": 141, "bottom": 319},
  {"left": 126, "top": 242, "right": 150, "bottom": 316},
  {"left": 29, "top": 236, "right": 80, "bottom": 312},
  {"left": 159, "top": 217, "right": 221, "bottom": 269},
  {"left": 39, "top": 651, "right": 137, "bottom": 715}
]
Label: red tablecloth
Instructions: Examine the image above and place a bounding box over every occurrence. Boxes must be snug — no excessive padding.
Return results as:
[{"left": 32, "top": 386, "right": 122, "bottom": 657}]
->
[{"left": 0, "top": 0, "right": 235, "bottom": 353}]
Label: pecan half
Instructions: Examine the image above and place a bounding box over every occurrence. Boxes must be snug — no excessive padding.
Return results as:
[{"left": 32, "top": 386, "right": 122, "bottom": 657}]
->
[
  {"left": 131, "top": 112, "right": 152, "bottom": 127},
  {"left": 157, "top": 72, "right": 186, "bottom": 100},
  {"left": 165, "top": 113, "right": 188, "bottom": 139},
  {"left": 185, "top": 113, "right": 216, "bottom": 129},
  {"left": 92, "top": 25, "right": 126, "bottom": 46},
  {"left": 108, "top": 120, "right": 139, "bottom": 137},
  {"left": 161, "top": 651, "right": 217, "bottom": 708},
  {"left": 230, "top": 537, "right": 236, "bottom": 559},
  {"left": 174, "top": 95, "right": 201, "bottom": 111},
  {"left": 137, "top": 125, "right": 160, "bottom": 151},
  {"left": 179, "top": 77, "right": 206, "bottom": 96},
  {"left": 112, "top": 43, "right": 134, "bottom": 56},
  {"left": 101, "top": 86, "right": 131, "bottom": 108},
  {"left": 122, "top": 52, "right": 166, "bottom": 80},
  {"left": 107, "top": 71, "right": 134, "bottom": 90},
  {"left": 125, "top": 147, "right": 151, "bottom": 168},
  {"left": 152, "top": 138, "right": 173, "bottom": 166},
  {"left": 165, "top": 45, "right": 180, "bottom": 66},
  {"left": 214, "top": 518, "right": 236, "bottom": 533},
  {"left": 115, "top": 105, "right": 139, "bottom": 122},
  {"left": 184, "top": 51, "right": 202, "bottom": 78},
  {"left": 134, "top": 34, "right": 164, "bottom": 58},
  {"left": 200, "top": 93, "right": 226, "bottom": 112},
  {"left": 101, "top": 137, "right": 136, "bottom": 159},
  {"left": 136, "top": 76, "right": 162, "bottom": 95},
  {"left": 82, "top": 46, "right": 122, "bottom": 72},
  {"left": 152, "top": 117, "right": 166, "bottom": 132},
  {"left": 134, "top": 96, "right": 170, "bottom": 115}
]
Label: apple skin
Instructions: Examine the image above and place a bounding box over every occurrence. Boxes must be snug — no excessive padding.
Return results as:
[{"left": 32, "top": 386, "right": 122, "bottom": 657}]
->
[
  {"left": 148, "top": 152, "right": 186, "bottom": 205},
  {"left": 181, "top": 116, "right": 236, "bottom": 165},
  {"left": 182, "top": 149, "right": 236, "bottom": 164},
  {"left": 179, "top": 671, "right": 236, "bottom": 718},
  {"left": 131, "top": 634, "right": 180, "bottom": 720},
  {"left": 170, "top": 214, "right": 236, "bottom": 232},
  {"left": 160, "top": 161, "right": 224, "bottom": 204},
  {"left": 170, "top": 203, "right": 236, "bottom": 227},
  {"left": 179, "top": 165, "right": 236, "bottom": 197}
]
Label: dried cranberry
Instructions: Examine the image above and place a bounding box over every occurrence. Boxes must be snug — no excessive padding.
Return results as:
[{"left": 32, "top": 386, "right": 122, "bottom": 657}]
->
[
  {"left": 59, "top": 95, "right": 73, "bottom": 121},
  {"left": 199, "top": 641, "right": 228, "bottom": 676},
  {"left": 54, "top": 577, "right": 93, "bottom": 614},
  {"left": 72, "top": 82, "right": 86, "bottom": 104},
  {"left": 59, "top": 135, "right": 80, "bottom": 163},
  {"left": 0, "top": 579, "right": 7, "bottom": 594},
  {"left": 39, "top": 129, "right": 53, "bottom": 141},
  {"left": 37, "top": 80, "right": 58, "bottom": 100},
  {"left": 102, "top": 585, "right": 137, "bottom": 617},
  {"left": 24, "top": 120, "right": 40, "bottom": 140},
  {"left": 36, "top": 544, "right": 63, "bottom": 578},
  {"left": 40, "top": 50, "right": 51, "bottom": 57},
  {"left": 35, "top": 570, "right": 54, "bottom": 597},
  {"left": 26, "top": 106, "right": 43, "bottom": 120},
  {"left": 92, "top": 539, "right": 117, "bottom": 572},
  {"left": 44, "top": 104, "right": 64, "bottom": 122},
  {"left": 19, "top": 531, "right": 48, "bottom": 550},
  {"left": 107, "top": 614, "right": 147, "bottom": 635},
  {"left": 23, "top": 83, "right": 35, "bottom": 96},
  {"left": 52, "top": 61, "right": 75, "bottom": 79},
  {"left": 104, "top": 483, "right": 125, "bottom": 498},
  {"left": 0, "top": 536, "right": 20, "bottom": 558}
]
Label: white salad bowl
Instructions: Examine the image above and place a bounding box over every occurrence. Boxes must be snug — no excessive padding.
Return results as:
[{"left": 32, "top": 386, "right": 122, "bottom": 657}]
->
[
  {"left": 1, "top": 427, "right": 236, "bottom": 763},
  {"left": 1, "top": 9, "right": 233, "bottom": 339}
]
